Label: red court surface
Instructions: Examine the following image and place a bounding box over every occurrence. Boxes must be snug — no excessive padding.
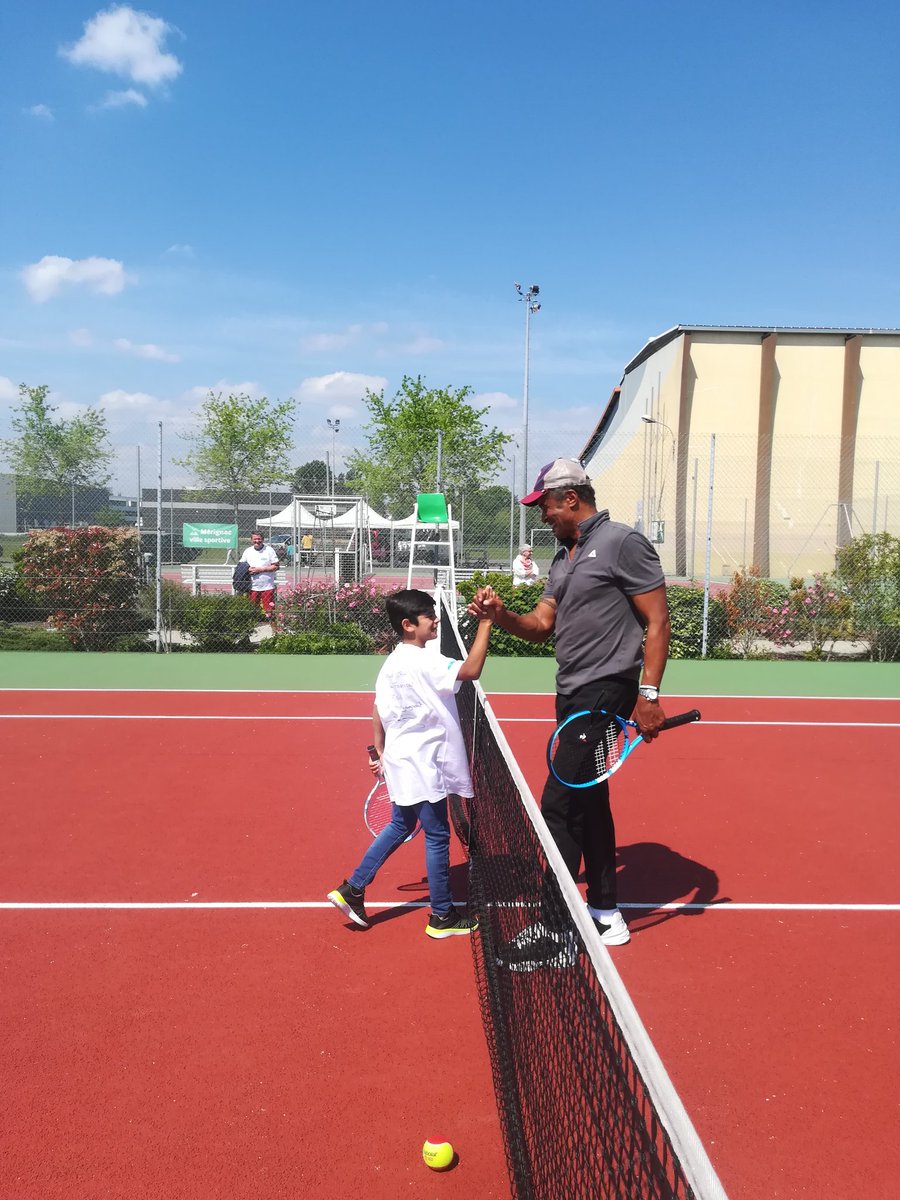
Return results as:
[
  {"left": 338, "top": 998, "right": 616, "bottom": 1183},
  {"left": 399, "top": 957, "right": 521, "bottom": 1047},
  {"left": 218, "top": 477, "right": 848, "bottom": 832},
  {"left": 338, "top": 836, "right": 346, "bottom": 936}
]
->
[{"left": 1, "top": 689, "right": 898, "bottom": 1199}]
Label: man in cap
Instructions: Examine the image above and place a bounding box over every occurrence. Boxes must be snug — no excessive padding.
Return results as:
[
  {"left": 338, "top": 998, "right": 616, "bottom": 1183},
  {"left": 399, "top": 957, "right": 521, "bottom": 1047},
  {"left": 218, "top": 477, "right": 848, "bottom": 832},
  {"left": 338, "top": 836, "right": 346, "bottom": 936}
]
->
[{"left": 468, "top": 458, "right": 670, "bottom": 961}]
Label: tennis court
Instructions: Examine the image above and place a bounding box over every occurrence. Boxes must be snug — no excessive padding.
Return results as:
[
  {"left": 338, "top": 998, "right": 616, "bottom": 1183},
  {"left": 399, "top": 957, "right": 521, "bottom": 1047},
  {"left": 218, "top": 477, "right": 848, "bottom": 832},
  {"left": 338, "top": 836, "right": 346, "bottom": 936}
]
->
[{"left": 1, "top": 655, "right": 898, "bottom": 1199}]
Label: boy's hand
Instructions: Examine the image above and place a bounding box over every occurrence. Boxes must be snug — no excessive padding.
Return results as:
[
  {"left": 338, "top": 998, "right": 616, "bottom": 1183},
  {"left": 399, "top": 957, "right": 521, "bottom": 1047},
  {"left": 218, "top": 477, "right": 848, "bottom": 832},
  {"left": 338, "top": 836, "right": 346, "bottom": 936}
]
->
[{"left": 468, "top": 586, "right": 504, "bottom": 621}]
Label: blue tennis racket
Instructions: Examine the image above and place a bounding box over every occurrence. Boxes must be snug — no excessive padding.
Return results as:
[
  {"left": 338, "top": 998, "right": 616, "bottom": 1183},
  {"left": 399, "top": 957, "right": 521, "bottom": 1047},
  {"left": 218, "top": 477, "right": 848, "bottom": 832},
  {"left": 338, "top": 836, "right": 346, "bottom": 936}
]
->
[{"left": 547, "top": 707, "right": 701, "bottom": 789}]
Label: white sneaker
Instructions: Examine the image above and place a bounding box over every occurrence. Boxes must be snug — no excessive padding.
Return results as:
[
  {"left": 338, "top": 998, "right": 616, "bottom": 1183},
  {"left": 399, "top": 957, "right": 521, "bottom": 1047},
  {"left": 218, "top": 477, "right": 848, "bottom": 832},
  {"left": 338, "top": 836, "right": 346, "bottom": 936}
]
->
[
  {"left": 507, "top": 921, "right": 557, "bottom": 949},
  {"left": 592, "top": 909, "right": 630, "bottom": 946},
  {"left": 497, "top": 923, "right": 578, "bottom": 972}
]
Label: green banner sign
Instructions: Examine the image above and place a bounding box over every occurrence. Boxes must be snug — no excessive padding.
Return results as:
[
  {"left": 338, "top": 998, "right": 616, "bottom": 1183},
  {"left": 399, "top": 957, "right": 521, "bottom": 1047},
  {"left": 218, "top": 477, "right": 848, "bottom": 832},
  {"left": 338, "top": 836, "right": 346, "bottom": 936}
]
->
[{"left": 182, "top": 523, "right": 238, "bottom": 549}]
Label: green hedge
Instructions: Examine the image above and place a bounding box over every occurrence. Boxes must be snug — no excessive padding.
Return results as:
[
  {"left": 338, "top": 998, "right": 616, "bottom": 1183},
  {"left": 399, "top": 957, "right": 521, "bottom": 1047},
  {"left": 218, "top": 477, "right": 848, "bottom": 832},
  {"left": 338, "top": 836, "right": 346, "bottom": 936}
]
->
[
  {"left": 455, "top": 575, "right": 728, "bottom": 660},
  {"left": 259, "top": 625, "right": 375, "bottom": 654},
  {"left": 179, "top": 593, "right": 261, "bottom": 651},
  {"left": 667, "top": 584, "right": 728, "bottom": 659},
  {"left": 455, "top": 574, "right": 555, "bottom": 657}
]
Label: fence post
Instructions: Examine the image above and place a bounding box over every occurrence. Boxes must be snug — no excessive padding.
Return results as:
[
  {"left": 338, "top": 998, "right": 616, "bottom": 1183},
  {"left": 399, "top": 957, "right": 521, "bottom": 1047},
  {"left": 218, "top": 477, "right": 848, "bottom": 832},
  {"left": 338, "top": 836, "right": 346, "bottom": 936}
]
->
[
  {"left": 156, "top": 423, "right": 163, "bottom": 653},
  {"left": 701, "top": 434, "right": 716, "bottom": 658}
]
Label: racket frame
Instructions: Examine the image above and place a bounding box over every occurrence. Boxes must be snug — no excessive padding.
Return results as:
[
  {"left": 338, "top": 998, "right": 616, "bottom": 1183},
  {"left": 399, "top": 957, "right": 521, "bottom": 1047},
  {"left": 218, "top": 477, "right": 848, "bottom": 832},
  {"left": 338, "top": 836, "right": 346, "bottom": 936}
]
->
[{"left": 547, "top": 707, "right": 701, "bottom": 789}]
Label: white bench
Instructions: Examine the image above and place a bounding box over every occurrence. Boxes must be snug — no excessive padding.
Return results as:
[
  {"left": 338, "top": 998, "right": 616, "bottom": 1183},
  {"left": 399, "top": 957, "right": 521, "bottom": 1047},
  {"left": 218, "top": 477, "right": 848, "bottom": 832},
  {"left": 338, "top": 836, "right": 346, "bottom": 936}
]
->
[
  {"left": 179, "top": 564, "right": 237, "bottom": 594},
  {"left": 455, "top": 563, "right": 509, "bottom": 581}
]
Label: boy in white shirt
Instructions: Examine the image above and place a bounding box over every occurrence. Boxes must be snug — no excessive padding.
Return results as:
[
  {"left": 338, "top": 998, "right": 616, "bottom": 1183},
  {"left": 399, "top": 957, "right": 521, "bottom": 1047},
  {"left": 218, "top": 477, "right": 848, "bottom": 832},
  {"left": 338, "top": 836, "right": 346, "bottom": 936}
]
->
[{"left": 328, "top": 589, "right": 492, "bottom": 938}]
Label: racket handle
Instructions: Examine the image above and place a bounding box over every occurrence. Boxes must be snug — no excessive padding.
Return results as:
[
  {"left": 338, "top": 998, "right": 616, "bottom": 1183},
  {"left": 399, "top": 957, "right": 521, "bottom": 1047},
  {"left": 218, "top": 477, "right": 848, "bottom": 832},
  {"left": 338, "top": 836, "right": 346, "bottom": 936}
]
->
[
  {"left": 659, "top": 708, "right": 702, "bottom": 731},
  {"left": 366, "top": 743, "right": 380, "bottom": 761}
]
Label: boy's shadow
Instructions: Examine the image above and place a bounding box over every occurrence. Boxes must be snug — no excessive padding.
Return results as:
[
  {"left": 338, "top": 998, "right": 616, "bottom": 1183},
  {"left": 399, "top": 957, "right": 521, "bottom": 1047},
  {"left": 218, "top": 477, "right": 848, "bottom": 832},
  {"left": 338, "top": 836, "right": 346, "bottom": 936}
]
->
[
  {"left": 608, "top": 841, "right": 731, "bottom": 934},
  {"left": 365, "top": 863, "right": 470, "bottom": 928}
]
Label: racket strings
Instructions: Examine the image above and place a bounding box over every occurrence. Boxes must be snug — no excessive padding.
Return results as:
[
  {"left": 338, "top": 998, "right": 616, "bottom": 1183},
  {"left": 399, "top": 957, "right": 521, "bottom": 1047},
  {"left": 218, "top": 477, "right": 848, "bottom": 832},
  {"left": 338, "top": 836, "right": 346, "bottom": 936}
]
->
[
  {"left": 555, "top": 714, "right": 624, "bottom": 786},
  {"left": 593, "top": 719, "right": 623, "bottom": 775}
]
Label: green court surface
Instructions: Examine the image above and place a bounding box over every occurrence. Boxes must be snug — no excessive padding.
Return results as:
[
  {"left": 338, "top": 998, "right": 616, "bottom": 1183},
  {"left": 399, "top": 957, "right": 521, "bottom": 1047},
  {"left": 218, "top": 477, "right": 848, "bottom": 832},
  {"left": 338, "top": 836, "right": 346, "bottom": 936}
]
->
[{"left": 1, "top": 650, "right": 898, "bottom": 697}]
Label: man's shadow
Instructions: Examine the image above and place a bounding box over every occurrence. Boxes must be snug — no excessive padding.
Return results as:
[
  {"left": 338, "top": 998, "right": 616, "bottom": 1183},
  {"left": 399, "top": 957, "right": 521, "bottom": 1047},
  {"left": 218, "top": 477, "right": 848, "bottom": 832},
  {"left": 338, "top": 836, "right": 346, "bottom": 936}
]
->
[{"left": 611, "top": 841, "right": 730, "bottom": 934}]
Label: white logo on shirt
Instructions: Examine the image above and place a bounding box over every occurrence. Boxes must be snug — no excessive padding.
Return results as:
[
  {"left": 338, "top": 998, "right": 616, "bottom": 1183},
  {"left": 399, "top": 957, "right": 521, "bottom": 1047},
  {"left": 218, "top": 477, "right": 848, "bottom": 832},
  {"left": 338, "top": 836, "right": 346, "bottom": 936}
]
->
[{"left": 587, "top": 550, "right": 597, "bottom": 558}]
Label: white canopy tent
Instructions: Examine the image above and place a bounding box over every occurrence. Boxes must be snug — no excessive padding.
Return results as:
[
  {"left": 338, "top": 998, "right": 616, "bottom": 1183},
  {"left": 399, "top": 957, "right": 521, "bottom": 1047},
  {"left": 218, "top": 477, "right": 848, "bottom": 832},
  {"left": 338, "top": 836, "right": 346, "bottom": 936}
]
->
[{"left": 256, "top": 499, "right": 318, "bottom": 528}]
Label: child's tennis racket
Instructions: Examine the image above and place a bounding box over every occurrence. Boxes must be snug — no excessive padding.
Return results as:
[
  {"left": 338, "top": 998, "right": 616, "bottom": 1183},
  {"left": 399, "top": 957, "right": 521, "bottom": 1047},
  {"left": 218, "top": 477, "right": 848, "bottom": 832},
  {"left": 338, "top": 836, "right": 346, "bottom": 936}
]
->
[
  {"left": 547, "top": 707, "right": 701, "bottom": 789},
  {"left": 364, "top": 745, "right": 420, "bottom": 840}
]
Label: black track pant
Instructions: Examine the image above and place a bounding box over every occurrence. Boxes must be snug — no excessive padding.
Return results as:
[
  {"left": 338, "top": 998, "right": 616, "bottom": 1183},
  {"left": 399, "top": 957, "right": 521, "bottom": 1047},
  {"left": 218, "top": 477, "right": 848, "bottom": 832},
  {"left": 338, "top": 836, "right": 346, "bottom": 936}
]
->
[{"left": 540, "top": 676, "right": 638, "bottom": 912}]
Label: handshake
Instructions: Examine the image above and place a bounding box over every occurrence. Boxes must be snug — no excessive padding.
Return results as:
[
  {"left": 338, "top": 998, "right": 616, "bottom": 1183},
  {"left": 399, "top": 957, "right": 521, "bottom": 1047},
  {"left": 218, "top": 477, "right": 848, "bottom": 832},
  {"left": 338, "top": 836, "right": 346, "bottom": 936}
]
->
[{"left": 467, "top": 585, "right": 503, "bottom": 622}]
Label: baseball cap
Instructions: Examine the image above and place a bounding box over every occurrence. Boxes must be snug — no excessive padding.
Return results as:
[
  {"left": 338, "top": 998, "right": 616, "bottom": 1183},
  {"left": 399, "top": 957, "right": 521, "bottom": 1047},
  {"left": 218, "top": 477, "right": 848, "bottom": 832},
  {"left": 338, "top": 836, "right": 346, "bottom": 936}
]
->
[{"left": 520, "top": 458, "right": 591, "bottom": 506}]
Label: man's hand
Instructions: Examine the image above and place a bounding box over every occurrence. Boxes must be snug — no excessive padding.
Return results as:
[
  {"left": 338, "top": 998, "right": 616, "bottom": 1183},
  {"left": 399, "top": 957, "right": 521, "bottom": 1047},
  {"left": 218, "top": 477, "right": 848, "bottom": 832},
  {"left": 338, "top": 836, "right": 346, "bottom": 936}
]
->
[
  {"left": 467, "top": 585, "right": 504, "bottom": 621},
  {"left": 634, "top": 695, "right": 667, "bottom": 740}
]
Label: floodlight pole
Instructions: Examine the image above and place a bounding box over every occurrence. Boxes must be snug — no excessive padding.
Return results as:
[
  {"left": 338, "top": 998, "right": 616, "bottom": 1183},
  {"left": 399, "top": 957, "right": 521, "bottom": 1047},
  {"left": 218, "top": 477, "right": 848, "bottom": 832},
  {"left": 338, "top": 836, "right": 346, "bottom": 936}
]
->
[
  {"left": 515, "top": 282, "right": 541, "bottom": 546},
  {"left": 327, "top": 418, "right": 341, "bottom": 502}
]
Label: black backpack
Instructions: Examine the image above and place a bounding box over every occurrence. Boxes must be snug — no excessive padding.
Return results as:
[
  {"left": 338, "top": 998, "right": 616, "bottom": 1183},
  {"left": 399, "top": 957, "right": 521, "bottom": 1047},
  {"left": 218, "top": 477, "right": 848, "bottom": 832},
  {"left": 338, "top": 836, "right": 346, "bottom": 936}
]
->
[{"left": 232, "top": 560, "right": 252, "bottom": 594}]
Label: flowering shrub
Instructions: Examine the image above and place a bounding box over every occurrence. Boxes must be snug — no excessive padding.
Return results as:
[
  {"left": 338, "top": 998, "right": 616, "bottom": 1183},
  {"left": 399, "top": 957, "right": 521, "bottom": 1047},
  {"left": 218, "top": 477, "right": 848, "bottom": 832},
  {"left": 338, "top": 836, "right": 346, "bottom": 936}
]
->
[
  {"left": 835, "top": 532, "right": 900, "bottom": 661},
  {"left": 758, "top": 573, "right": 851, "bottom": 660},
  {"left": 19, "top": 526, "right": 143, "bottom": 649},
  {"left": 722, "top": 567, "right": 789, "bottom": 658},
  {"left": 272, "top": 577, "right": 394, "bottom": 649}
]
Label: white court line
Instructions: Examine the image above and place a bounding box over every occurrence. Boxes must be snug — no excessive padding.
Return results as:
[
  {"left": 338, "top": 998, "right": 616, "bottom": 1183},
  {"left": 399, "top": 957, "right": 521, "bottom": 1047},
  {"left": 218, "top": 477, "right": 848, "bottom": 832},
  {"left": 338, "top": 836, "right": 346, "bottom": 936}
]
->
[
  {"left": 0, "top": 900, "right": 896, "bottom": 912},
  {"left": 1, "top": 713, "right": 898, "bottom": 728}
]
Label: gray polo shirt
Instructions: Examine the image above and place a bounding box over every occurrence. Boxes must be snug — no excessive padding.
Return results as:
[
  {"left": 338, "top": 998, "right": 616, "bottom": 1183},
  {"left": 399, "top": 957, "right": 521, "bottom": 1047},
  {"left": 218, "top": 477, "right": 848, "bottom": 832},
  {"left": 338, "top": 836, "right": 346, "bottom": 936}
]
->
[{"left": 543, "top": 510, "right": 665, "bottom": 693}]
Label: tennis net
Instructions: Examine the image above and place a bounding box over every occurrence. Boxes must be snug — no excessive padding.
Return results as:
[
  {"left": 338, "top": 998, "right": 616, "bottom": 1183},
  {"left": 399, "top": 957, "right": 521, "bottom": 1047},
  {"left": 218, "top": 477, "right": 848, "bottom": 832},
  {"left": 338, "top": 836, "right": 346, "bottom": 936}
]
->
[{"left": 440, "top": 594, "right": 728, "bottom": 1200}]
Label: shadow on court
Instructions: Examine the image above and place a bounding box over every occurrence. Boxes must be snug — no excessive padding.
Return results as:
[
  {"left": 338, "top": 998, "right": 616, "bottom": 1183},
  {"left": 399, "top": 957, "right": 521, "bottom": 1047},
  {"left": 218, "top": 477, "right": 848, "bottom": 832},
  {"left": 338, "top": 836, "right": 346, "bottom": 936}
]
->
[{"left": 613, "top": 841, "right": 731, "bottom": 935}]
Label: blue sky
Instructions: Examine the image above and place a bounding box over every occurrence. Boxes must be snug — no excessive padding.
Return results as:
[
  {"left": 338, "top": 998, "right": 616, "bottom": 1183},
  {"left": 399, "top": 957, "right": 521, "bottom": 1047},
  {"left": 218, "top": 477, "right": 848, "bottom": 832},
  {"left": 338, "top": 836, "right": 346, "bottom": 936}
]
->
[{"left": 2, "top": 1, "right": 898, "bottom": 493}]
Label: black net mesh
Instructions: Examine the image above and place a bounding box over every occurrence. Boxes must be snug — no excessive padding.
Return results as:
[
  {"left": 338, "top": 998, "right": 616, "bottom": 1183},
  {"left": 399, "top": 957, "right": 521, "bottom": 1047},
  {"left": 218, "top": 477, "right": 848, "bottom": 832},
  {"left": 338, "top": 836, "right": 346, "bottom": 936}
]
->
[{"left": 441, "top": 596, "right": 721, "bottom": 1200}]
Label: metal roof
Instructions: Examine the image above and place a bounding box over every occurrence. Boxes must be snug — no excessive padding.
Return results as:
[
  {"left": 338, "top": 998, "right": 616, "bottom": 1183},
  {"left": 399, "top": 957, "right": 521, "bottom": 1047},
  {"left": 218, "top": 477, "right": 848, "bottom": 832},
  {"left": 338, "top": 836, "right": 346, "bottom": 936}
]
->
[{"left": 623, "top": 324, "right": 900, "bottom": 377}]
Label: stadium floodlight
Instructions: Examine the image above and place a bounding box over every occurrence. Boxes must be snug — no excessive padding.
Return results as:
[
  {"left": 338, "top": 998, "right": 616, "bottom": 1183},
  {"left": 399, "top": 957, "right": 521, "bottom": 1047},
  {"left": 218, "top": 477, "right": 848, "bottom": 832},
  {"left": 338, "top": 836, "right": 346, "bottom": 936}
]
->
[
  {"left": 514, "top": 281, "right": 542, "bottom": 545},
  {"left": 327, "top": 418, "right": 341, "bottom": 501}
]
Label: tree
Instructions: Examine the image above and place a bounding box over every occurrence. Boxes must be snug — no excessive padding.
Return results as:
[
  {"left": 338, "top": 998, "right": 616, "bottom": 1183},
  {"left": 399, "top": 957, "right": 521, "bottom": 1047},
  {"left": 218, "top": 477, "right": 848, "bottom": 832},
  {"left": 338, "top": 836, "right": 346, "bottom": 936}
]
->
[
  {"left": 176, "top": 391, "right": 296, "bottom": 521},
  {"left": 1, "top": 383, "right": 112, "bottom": 497},
  {"left": 290, "top": 459, "right": 329, "bottom": 495},
  {"left": 834, "top": 532, "right": 900, "bottom": 660},
  {"left": 345, "top": 376, "right": 512, "bottom": 516}
]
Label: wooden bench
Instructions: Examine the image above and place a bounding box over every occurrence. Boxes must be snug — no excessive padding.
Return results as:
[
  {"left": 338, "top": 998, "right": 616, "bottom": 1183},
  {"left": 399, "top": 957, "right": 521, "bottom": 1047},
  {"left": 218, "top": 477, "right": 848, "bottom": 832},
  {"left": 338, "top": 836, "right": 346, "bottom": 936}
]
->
[{"left": 179, "top": 564, "right": 237, "bottom": 594}]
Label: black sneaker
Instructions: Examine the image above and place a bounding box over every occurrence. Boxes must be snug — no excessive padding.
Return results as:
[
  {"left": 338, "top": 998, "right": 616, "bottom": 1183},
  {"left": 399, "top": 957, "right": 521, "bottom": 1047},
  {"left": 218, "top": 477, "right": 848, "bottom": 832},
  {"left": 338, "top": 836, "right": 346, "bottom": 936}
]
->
[
  {"left": 425, "top": 908, "right": 478, "bottom": 939},
  {"left": 496, "top": 923, "right": 578, "bottom": 973},
  {"left": 327, "top": 880, "right": 369, "bottom": 928}
]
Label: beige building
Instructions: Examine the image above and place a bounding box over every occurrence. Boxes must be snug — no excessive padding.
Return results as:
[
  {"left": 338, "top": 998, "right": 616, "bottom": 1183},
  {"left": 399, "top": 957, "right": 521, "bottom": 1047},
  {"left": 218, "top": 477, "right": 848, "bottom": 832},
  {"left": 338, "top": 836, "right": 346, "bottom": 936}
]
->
[{"left": 580, "top": 326, "right": 900, "bottom": 580}]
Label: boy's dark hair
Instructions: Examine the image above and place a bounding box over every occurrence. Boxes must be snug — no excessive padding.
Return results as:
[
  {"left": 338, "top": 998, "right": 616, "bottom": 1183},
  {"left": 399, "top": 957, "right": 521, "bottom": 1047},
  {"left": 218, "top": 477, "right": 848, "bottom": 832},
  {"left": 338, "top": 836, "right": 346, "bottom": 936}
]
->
[{"left": 385, "top": 589, "right": 436, "bottom": 636}]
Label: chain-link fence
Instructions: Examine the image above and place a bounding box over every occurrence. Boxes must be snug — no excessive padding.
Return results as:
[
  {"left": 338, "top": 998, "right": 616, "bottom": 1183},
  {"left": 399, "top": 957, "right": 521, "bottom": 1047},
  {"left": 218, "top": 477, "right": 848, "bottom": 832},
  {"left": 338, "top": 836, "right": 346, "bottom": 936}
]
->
[{"left": 1, "top": 426, "right": 898, "bottom": 658}]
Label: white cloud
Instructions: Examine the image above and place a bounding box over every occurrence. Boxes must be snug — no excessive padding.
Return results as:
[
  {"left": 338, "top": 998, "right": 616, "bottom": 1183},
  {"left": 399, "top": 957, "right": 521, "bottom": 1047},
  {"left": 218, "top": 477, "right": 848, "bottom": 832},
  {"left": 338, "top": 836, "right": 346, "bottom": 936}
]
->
[
  {"left": 21, "top": 255, "right": 129, "bottom": 303},
  {"left": 0, "top": 377, "right": 18, "bottom": 402},
  {"left": 92, "top": 88, "right": 148, "bottom": 110},
  {"left": 60, "top": 6, "right": 183, "bottom": 88},
  {"left": 68, "top": 328, "right": 95, "bottom": 347},
  {"left": 100, "top": 388, "right": 160, "bottom": 412},
  {"left": 299, "top": 323, "right": 389, "bottom": 354},
  {"left": 24, "top": 104, "right": 54, "bottom": 120},
  {"left": 115, "top": 337, "right": 180, "bottom": 363},
  {"left": 185, "top": 380, "right": 265, "bottom": 403},
  {"left": 164, "top": 243, "right": 194, "bottom": 258},
  {"left": 400, "top": 335, "right": 444, "bottom": 355},
  {"left": 474, "top": 390, "right": 518, "bottom": 411},
  {"left": 294, "top": 371, "right": 387, "bottom": 407}
]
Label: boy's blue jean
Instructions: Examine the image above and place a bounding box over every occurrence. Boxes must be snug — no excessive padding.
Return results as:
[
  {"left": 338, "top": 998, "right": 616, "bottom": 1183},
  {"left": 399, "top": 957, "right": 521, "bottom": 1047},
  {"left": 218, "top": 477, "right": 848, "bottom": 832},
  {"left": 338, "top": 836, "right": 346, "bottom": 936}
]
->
[{"left": 349, "top": 797, "right": 452, "bottom": 916}]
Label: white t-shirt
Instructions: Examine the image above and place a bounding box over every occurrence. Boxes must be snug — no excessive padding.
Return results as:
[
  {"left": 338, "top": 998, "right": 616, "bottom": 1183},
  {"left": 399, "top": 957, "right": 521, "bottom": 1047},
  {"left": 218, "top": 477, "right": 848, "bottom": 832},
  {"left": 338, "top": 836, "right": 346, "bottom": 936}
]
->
[
  {"left": 240, "top": 544, "right": 279, "bottom": 591},
  {"left": 375, "top": 642, "right": 473, "bottom": 805}
]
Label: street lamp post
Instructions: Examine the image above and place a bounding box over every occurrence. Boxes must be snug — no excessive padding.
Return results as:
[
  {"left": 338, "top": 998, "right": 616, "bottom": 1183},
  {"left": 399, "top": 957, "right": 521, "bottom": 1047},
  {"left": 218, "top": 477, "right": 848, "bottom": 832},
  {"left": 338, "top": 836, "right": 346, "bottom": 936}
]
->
[
  {"left": 640, "top": 415, "right": 675, "bottom": 534},
  {"left": 515, "top": 282, "right": 541, "bottom": 546},
  {"left": 326, "top": 418, "right": 341, "bottom": 502}
]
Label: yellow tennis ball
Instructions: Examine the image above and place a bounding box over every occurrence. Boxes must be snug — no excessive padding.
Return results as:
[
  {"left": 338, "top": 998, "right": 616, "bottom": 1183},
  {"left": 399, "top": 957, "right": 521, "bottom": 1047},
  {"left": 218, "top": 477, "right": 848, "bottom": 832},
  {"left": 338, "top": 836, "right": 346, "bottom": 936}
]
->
[{"left": 422, "top": 1139, "right": 454, "bottom": 1170}]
